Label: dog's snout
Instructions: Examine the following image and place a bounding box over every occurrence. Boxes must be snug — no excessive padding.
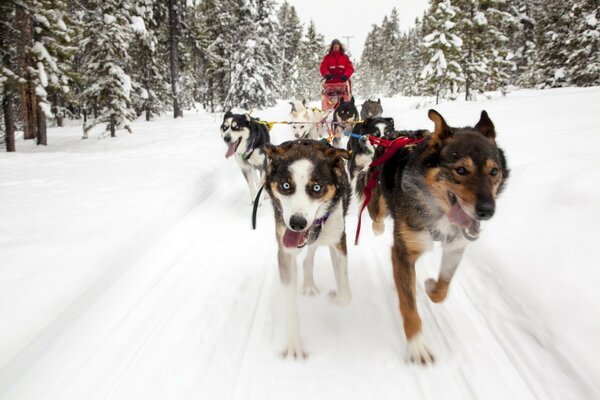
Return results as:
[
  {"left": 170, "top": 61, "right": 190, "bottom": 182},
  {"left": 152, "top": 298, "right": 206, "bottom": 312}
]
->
[
  {"left": 224, "top": 135, "right": 231, "bottom": 143},
  {"left": 475, "top": 201, "right": 495, "bottom": 220},
  {"left": 289, "top": 215, "right": 307, "bottom": 231}
]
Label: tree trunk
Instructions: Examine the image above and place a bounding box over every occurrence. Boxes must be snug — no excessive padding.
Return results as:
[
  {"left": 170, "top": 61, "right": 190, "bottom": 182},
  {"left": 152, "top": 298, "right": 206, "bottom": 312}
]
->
[
  {"left": 110, "top": 115, "right": 116, "bottom": 137},
  {"left": 16, "top": 4, "right": 37, "bottom": 140},
  {"left": 37, "top": 105, "right": 47, "bottom": 145},
  {"left": 3, "top": 94, "right": 16, "bottom": 152},
  {"left": 168, "top": 0, "right": 183, "bottom": 118}
]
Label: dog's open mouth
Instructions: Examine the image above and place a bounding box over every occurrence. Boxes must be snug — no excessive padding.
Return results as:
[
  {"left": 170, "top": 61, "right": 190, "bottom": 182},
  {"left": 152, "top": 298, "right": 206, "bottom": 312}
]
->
[
  {"left": 447, "top": 192, "right": 476, "bottom": 229},
  {"left": 225, "top": 138, "right": 241, "bottom": 159},
  {"left": 282, "top": 228, "right": 309, "bottom": 248}
]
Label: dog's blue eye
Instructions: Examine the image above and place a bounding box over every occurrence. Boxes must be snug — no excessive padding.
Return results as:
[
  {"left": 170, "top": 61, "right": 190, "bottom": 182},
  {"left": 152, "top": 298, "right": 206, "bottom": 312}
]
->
[
  {"left": 456, "top": 167, "right": 467, "bottom": 175},
  {"left": 282, "top": 182, "right": 291, "bottom": 190},
  {"left": 313, "top": 184, "right": 321, "bottom": 192},
  {"left": 490, "top": 167, "right": 499, "bottom": 176}
]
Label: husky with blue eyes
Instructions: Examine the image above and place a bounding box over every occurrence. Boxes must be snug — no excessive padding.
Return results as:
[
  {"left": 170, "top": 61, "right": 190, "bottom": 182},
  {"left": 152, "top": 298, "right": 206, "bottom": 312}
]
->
[
  {"left": 220, "top": 111, "right": 270, "bottom": 204},
  {"left": 262, "top": 139, "right": 352, "bottom": 359}
]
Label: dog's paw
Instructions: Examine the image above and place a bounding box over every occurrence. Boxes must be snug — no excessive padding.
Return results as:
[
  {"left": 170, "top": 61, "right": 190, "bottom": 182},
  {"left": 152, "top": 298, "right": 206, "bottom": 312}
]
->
[
  {"left": 425, "top": 278, "right": 449, "bottom": 303},
  {"left": 372, "top": 221, "right": 385, "bottom": 236},
  {"left": 301, "top": 282, "right": 319, "bottom": 296},
  {"left": 328, "top": 290, "right": 352, "bottom": 307},
  {"left": 281, "top": 338, "right": 306, "bottom": 360},
  {"left": 405, "top": 334, "right": 435, "bottom": 365}
]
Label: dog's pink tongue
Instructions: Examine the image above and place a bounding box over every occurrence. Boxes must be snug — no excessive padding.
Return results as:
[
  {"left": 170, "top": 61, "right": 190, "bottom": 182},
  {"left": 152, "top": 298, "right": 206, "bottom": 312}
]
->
[
  {"left": 282, "top": 229, "right": 306, "bottom": 248},
  {"left": 225, "top": 142, "right": 237, "bottom": 158},
  {"left": 448, "top": 204, "right": 474, "bottom": 228}
]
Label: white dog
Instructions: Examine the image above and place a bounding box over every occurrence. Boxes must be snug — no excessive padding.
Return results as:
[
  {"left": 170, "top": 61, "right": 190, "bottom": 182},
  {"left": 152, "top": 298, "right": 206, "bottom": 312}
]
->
[{"left": 289, "top": 100, "right": 328, "bottom": 141}]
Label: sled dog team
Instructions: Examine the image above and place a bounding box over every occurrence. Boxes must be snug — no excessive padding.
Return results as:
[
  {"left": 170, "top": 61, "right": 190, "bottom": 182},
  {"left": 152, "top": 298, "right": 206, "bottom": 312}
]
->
[{"left": 219, "top": 99, "right": 509, "bottom": 364}]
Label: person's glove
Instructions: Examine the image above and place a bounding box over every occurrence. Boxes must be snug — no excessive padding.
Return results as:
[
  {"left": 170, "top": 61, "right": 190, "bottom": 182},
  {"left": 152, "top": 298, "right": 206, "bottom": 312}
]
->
[
  {"left": 341, "top": 76, "right": 348, "bottom": 82},
  {"left": 325, "top": 74, "right": 332, "bottom": 80}
]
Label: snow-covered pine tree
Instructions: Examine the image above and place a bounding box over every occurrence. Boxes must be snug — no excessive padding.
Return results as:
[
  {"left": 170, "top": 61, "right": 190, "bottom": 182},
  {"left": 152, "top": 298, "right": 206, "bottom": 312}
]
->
[
  {"left": 276, "top": 2, "right": 303, "bottom": 99},
  {"left": 252, "top": 0, "right": 279, "bottom": 105},
  {"left": 0, "top": 1, "right": 18, "bottom": 151},
  {"left": 130, "top": 0, "right": 170, "bottom": 121},
  {"left": 480, "top": 0, "right": 517, "bottom": 93},
  {"left": 11, "top": 0, "right": 74, "bottom": 144},
  {"left": 380, "top": 8, "right": 402, "bottom": 96},
  {"left": 357, "top": 25, "right": 383, "bottom": 98},
  {"left": 400, "top": 18, "right": 427, "bottom": 96},
  {"left": 507, "top": 0, "right": 540, "bottom": 88},
  {"left": 419, "top": 0, "right": 464, "bottom": 104},
  {"left": 198, "top": 0, "right": 236, "bottom": 111},
  {"left": 534, "top": 0, "right": 574, "bottom": 87},
  {"left": 295, "top": 20, "right": 325, "bottom": 101},
  {"left": 566, "top": 0, "right": 599, "bottom": 86},
  {"left": 80, "top": 0, "right": 137, "bottom": 137}
]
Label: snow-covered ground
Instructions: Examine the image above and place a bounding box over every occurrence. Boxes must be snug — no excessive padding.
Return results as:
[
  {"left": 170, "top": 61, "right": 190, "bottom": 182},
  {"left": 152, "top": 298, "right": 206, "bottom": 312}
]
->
[{"left": 0, "top": 87, "right": 599, "bottom": 399}]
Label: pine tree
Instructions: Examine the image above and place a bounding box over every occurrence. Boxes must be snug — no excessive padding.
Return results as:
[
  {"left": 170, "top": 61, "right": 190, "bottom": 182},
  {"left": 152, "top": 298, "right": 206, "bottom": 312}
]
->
[
  {"left": 80, "top": 0, "right": 137, "bottom": 137},
  {"left": 277, "top": 2, "right": 303, "bottom": 99},
  {"left": 130, "top": 0, "right": 170, "bottom": 121},
  {"left": 535, "top": 0, "right": 574, "bottom": 87},
  {"left": 508, "top": 0, "right": 540, "bottom": 88},
  {"left": 296, "top": 20, "right": 325, "bottom": 101},
  {"left": 0, "top": 1, "right": 18, "bottom": 151},
  {"left": 420, "top": 0, "right": 464, "bottom": 104},
  {"left": 380, "top": 8, "right": 402, "bottom": 96},
  {"left": 566, "top": 0, "right": 599, "bottom": 86}
]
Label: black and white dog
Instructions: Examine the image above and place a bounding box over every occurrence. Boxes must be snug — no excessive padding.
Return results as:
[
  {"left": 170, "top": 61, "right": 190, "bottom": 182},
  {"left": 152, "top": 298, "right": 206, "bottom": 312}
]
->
[
  {"left": 332, "top": 97, "right": 359, "bottom": 146},
  {"left": 347, "top": 117, "right": 394, "bottom": 196},
  {"left": 220, "top": 111, "right": 270, "bottom": 204},
  {"left": 360, "top": 98, "right": 383, "bottom": 120},
  {"left": 263, "top": 139, "right": 352, "bottom": 359}
]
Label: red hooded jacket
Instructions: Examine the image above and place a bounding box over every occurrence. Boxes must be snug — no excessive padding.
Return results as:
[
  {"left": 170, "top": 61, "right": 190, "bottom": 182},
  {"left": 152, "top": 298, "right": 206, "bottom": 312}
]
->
[{"left": 320, "top": 51, "right": 354, "bottom": 83}]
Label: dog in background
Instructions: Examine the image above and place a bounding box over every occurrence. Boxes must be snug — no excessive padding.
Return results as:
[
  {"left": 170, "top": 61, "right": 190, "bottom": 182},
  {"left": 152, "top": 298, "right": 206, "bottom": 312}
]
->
[
  {"left": 347, "top": 116, "right": 394, "bottom": 198},
  {"left": 360, "top": 98, "right": 383, "bottom": 120},
  {"left": 220, "top": 111, "right": 270, "bottom": 204},
  {"left": 332, "top": 96, "right": 359, "bottom": 146},
  {"left": 289, "top": 100, "right": 328, "bottom": 141},
  {"left": 263, "top": 139, "right": 352, "bottom": 359},
  {"left": 377, "top": 109, "right": 508, "bottom": 364}
]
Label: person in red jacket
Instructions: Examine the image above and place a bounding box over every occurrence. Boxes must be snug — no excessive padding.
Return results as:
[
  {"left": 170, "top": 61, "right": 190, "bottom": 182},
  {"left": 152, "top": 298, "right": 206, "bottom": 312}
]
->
[{"left": 320, "top": 39, "right": 354, "bottom": 84}]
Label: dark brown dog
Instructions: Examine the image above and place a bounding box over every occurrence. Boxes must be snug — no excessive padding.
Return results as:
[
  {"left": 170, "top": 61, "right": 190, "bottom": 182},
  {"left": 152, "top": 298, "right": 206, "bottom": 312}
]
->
[{"left": 377, "top": 110, "right": 509, "bottom": 364}]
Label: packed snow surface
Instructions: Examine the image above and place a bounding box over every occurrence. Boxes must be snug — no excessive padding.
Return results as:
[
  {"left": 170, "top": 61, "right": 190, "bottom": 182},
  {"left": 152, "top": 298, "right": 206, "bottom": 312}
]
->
[{"left": 0, "top": 87, "right": 599, "bottom": 399}]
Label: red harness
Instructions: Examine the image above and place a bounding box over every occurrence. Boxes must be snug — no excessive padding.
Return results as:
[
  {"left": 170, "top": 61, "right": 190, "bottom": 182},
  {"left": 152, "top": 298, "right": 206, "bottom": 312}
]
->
[{"left": 354, "top": 135, "right": 425, "bottom": 245}]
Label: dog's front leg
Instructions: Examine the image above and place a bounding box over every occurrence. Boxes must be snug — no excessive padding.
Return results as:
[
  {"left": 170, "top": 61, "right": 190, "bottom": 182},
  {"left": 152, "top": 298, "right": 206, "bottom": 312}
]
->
[
  {"left": 426, "top": 241, "right": 466, "bottom": 303},
  {"left": 301, "top": 246, "right": 319, "bottom": 295},
  {"left": 241, "top": 168, "right": 257, "bottom": 204},
  {"left": 278, "top": 246, "right": 305, "bottom": 359},
  {"left": 328, "top": 237, "right": 352, "bottom": 307},
  {"left": 392, "top": 238, "right": 434, "bottom": 365}
]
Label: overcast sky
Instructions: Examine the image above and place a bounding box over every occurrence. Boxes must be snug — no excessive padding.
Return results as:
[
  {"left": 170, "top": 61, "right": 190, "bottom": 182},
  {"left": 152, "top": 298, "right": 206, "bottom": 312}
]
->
[{"left": 284, "top": 0, "right": 430, "bottom": 59}]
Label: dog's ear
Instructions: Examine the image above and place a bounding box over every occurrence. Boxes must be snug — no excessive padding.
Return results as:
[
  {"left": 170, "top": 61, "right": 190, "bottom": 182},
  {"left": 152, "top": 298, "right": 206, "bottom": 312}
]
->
[
  {"left": 326, "top": 147, "right": 351, "bottom": 177},
  {"left": 377, "top": 98, "right": 381, "bottom": 104},
  {"left": 224, "top": 110, "right": 233, "bottom": 120},
  {"left": 302, "top": 99, "right": 307, "bottom": 107},
  {"left": 262, "top": 143, "right": 286, "bottom": 160},
  {"left": 385, "top": 117, "right": 394, "bottom": 128},
  {"left": 474, "top": 110, "right": 496, "bottom": 140},
  {"left": 428, "top": 109, "right": 452, "bottom": 147},
  {"left": 325, "top": 147, "right": 351, "bottom": 160},
  {"left": 289, "top": 101, "right": 296, "bottom": 112},
  {"left": 350, "top": 96, "right": 355, "bottom": 105}
]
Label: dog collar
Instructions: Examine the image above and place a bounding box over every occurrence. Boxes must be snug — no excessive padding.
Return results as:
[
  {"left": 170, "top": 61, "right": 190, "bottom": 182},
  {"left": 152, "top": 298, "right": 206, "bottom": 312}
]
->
[
  {"left": 302, "top": 211, "right": 332, "bottom": 248},
  {"left": 241, "top": 136, "right": 257, "bottom": 161}
]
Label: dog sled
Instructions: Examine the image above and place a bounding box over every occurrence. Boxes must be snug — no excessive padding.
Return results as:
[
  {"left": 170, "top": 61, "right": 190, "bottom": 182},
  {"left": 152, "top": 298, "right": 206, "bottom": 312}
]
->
[{"left": 321, "top": 81, "right": 351, "bottom": 111}]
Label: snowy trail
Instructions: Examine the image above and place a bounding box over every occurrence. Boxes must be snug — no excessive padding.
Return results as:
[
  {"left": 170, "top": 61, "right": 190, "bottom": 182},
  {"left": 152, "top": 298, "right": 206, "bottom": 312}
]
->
[{"left": 1, "top": 89, "right": 599, "bottom": 399}]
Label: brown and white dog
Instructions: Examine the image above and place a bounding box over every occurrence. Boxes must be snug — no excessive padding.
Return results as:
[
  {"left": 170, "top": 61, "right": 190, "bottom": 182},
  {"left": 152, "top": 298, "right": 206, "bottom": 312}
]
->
[
  {"left": 263, "top": 139, "right": 352, "bottom": 359},
  {"left": 376, "top": 110, "right": 509, "bottom": 364}
]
